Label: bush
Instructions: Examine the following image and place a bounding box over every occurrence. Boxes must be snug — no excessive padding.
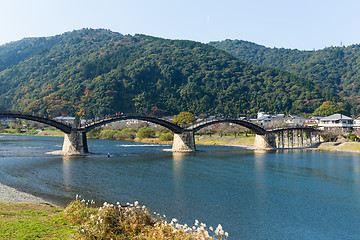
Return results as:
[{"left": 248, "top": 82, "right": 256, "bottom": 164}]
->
[
  {"left": 137, "top": 127, "right": 156, "bottom": 139},
  {"left": 350, "top": 135, "right": 356, "bottom": 141},
  {"left": 64, "top": 199, "right": 97, "bottom": 225},
  {"left": 65, "top": 199, "right": 228, "bottom": 239},
  {"left": 99, "top": 129, "right": 118, "bottom": 139},
  {"left": 113, "top": 128, "right": 137, "bottom": 140},
  {"left": 87, "top": 128, "right": 101, "bottom": 138},
  {"left": 159, "top": 132, "right": 173, "bottom": 141}
]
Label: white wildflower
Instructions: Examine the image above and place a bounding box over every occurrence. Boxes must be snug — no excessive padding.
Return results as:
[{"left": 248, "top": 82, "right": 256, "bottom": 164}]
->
[
  {"left": 195, "top": 219, "right": 199, "bottom": 226},
  {"left": 209, "top": 226, "right": 213, "bottom": 231},
  {"left": 217, "top": 224, "right": 223, "bottom": 230}
]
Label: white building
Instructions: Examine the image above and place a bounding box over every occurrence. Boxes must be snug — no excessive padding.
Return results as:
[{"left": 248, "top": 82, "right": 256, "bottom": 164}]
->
[
  {"left": 53, "top": 116, "right": 86, "bottom": 125},
  {"left": 318, "top": 114, "right": 353, "bottom": 130},
  {"left": 305, "top": 115, "right": 325, "bottom": 127},
  {"left": 353, "top": 116, "right": 360, "bottom": 130},
  {"left": 256, "top": 112, "right": 285, "bottom": 127},
  {"left": 286, "top": 115, "right": 306, "bottom": 127}
]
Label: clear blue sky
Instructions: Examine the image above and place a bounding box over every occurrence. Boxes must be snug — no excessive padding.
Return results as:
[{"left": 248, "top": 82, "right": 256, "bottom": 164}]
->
[{"left": 1, "top": 0, "right": 359, "bottom": 50}]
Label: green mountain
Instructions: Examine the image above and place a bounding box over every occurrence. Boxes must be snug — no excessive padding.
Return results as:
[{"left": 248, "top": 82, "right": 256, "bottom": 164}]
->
[
  {"left": 0, "top": 29, "right": 340, "bottom": 118},
  {"left": 209, "top": 39, "right": 360, "bottom": 113}
]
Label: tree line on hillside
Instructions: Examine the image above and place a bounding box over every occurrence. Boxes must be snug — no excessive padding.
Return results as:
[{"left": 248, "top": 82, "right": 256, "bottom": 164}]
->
[
  {"left": 0, "top": 29, "right": 343, "bottom": 118},
  {"left": 209, "top": 39, "right": 359, "bottom": 114}
]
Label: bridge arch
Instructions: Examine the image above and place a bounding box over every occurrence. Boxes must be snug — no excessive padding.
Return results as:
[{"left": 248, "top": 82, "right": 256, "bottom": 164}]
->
[
  {"left": 0, "top": 112, "right": 72, "bottom": 134},
  {"left": 186, "top": 119, "right": 266, "bottom": 135},
  {"left": 82, "top": 115, "right": 184, "bottom": 134}
]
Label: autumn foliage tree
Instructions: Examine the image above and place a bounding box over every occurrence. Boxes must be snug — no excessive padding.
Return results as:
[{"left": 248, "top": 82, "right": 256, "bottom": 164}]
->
[
  {"left": 313, "top": 101, "right": 347, "bottom": 116},
  {"left": 173, "top": 112, "right": 196, "bottom": 125}
]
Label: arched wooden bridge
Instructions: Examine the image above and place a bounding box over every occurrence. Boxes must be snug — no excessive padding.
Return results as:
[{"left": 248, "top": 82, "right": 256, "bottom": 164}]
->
[{"left": 0, "top": 111, "right": 322, "bottom": 154}]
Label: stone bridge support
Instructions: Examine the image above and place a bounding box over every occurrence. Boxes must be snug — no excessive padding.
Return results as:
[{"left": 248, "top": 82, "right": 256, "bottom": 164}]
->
[
  {"left": 62, "top": 130, "right": 89, "bottom": 155},
  {"left": 172, "top": 131, "right": 196, "bottom": 152},
  {"left": 254, "top": 133, "right": 276, "bottom": 150}
]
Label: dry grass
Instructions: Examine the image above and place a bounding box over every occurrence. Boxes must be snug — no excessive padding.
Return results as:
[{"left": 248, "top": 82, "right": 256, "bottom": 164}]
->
[
  {"left": 196, "top": 136, "right": 255, "bottom": 147},
  {"left": 318, "top": 142, "right": 360, "bottom": 152},
  {"left": 65, "top": 199, "right": 228, "bottom": 240}
]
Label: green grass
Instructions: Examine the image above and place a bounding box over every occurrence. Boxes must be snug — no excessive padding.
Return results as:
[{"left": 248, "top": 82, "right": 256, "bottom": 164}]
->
[{"left": 0, "top": 202, "right": 76, "bottom": 239}]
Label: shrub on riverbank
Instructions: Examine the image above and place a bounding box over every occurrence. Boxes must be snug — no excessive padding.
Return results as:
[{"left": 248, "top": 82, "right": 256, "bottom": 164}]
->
[
  {"left": 159, "top": 131, "right": 174, "bottom": 141},
  {"left": 65, "top": 199, "right": 228, "bottom": 240},
  {"left": 137, "top": 127, "right": 156, "bottom": 140}
]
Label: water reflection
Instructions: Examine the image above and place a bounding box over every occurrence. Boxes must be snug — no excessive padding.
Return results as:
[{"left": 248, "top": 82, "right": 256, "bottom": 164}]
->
[
  {"left": 62, "top": 156, "right": 72, "bottom": 191},
  {"left": 172, "top": 152, "right": 185, "bottom": 177},
  {"left": 172, "top": 152, "right": 186, "bottom": 206}
]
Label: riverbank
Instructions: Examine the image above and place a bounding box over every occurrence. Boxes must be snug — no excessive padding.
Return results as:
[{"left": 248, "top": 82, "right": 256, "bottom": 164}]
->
[
  {"left": 0, "top": 202, "right": 75, "bottom": 239},
  {"left": 0, "top": 183, "right": 47, "bottom": 204},
  {"left": 0, "top": 182, "right": 225, "bottom": 239},
  {"left": 317, "top": 141, "right": 360, "bottom": 153},
  {"left": 0, "top": 183, "right": 75, "bottom": 238}
]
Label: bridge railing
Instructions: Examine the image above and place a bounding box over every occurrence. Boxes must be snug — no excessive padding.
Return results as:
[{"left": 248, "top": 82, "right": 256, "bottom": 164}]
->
[
  {"left": 0, "top": 110, "right": 67, "bottom": 125},
  {"left": 183, "top": 117, "right": 262, "bottom": 130}
]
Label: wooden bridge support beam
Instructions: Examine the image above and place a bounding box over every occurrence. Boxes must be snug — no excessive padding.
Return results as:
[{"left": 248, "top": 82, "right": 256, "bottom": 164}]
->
[
  {"left": 172, "top": 131, "right": 196, "bottom": 152},
  {"left": 276, "top": 133, "right": 281, "bottom": 148},
  {"left": 301, "top": 130, "right": 304, "bottom": 147},
  {"left": 288, "top": 131, "right": 291, "bottom": 148},
  {"left": 62, "top": 130, "right": 89, "bottom": 155}
]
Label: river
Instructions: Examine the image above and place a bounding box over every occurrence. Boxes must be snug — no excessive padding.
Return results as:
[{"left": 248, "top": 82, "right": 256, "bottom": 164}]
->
[{"left": 1, "top": 134, "right": 360, "bottom": 239}]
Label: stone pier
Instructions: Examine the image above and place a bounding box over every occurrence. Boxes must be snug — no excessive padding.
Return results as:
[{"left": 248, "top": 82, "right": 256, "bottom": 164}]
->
[
  {"left": 172, "top": 131, "right": 196, "bottom": 152},
  {"left": 254, "top": 133, "right": 276, "bottom": 150},
  {"left": 62, "top": 130, "right": 89, "bottom": 155}
]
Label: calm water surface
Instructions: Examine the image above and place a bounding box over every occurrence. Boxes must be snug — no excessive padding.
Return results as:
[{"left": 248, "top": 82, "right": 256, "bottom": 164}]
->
[{"left": 1, "top": 134, "right": 360, "bottom": 239}]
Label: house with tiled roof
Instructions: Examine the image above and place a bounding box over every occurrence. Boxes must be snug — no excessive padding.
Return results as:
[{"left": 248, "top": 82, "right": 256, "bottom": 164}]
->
[{"left": 318, "top": 114, "right": 353, "bottom": 130}]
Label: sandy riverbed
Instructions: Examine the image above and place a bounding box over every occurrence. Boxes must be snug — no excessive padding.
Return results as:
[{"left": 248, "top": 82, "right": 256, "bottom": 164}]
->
[{"left": 0, "top": 183, "right": 47, "bottom": 204}]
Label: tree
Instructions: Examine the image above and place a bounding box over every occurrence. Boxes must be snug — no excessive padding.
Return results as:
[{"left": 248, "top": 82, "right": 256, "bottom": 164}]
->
[
  {"left": 173, "top": 112, "right": 196, "bottom": 125},
  {"left": 313, "top": 102, "right": 347, "bottom": 116},
  {"left": 137, "top": 127, "right": 156, "bottom": 139}
]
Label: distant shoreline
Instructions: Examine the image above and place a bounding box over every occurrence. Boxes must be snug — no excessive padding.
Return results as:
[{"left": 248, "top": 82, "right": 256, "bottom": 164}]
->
[{"left": 3, "top": 132, "right": 360, "bottom": 153}]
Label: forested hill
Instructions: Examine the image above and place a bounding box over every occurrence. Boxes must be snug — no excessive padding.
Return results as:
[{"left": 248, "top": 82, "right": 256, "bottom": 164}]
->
[
  {"left": 0, "top": 29, "right": 340, "bottom": 118},
  {"left": 209, "top": 40, "right": 360, "bottom": 111}
]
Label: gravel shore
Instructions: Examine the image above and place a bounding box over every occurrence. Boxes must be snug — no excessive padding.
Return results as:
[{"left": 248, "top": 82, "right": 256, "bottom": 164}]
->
[{"left": 0, "top": 183, "right": 47, "bottom": 204}]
